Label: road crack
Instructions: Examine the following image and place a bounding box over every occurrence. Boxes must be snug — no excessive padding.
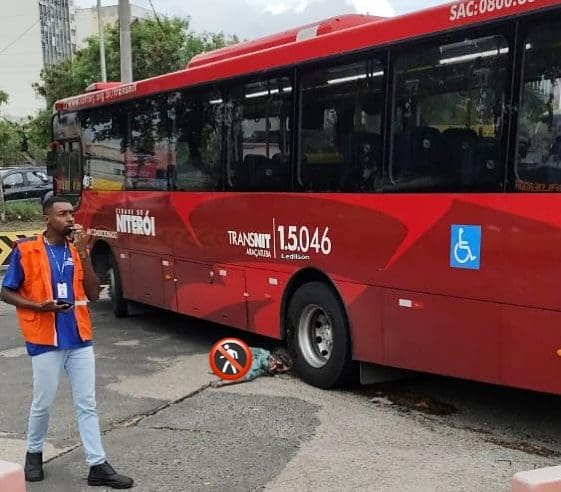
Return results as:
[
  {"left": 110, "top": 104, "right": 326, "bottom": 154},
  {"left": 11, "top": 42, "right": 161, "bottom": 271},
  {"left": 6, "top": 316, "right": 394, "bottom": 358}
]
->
[
  {"left": 113, "top": 382, "right": 212, "bottom": 429},
  {"left": 44, "top": 382, "right": 213, "bottom": 464}
]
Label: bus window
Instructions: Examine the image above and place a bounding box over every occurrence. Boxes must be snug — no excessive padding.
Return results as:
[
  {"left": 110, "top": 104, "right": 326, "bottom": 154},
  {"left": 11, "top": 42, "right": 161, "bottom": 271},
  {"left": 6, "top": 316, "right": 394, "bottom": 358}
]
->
[
  {"left": 171, "top": 88, "right": 223, "bottom": 191},
  {"left": 390, "top": 35, "right": 509, "bottom": 192},
  {"left": 516, "top": 21, "right": 561, "bottom": 192},
  {"left": 225, "top": 76, "right": 292, "bottom": 191},
  {"left": 298, "top": 59, "right": 384, "bottom": 193},
  {"left": 51, "top": 112, "right": 82, "bottom": 198},
  {"left": 81, "top": 105, "right": 126, "bottom": 191},
  {"left": 126, "top": 97, "right": 170, "bottom": 191},
  {"left": 52, "top": 141, "right": 82, "bottom": 198}
]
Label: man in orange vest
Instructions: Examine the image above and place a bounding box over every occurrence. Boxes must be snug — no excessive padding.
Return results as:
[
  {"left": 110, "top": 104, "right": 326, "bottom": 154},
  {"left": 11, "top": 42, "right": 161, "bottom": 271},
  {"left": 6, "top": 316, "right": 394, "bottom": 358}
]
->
[{"left": 0, "top": 196, "right": 133, "bottom": 489}]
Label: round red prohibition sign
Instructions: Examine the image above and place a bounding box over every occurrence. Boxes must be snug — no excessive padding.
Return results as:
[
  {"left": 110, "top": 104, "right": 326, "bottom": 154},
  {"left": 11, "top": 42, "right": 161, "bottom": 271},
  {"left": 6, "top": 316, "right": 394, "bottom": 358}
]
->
[{"left": 209, "top": 338, "right": 252, "bottom": 381}]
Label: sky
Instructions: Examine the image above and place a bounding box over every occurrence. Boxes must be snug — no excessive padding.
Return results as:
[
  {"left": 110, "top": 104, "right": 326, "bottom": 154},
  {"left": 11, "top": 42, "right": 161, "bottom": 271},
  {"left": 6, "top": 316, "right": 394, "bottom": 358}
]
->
[{"left": 75, "top": 0, "right": 452, "bottom": 39}]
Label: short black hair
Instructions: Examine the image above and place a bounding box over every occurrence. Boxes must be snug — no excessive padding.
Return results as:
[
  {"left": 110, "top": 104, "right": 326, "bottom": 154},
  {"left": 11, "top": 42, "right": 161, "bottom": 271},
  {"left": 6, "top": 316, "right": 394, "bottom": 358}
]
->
[
  {"left": 42, "top": 196, "right": 72, "bottom": 214},
  {"left": 271, "top": 347, "right": 292, "bottom": 369}
]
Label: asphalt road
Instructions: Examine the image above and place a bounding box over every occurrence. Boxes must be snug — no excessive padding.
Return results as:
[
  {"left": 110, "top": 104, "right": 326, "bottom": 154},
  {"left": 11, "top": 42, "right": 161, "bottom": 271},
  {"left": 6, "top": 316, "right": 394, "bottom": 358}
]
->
[{"left": 1, "top": 291, "right": 561, "bottom": 491}]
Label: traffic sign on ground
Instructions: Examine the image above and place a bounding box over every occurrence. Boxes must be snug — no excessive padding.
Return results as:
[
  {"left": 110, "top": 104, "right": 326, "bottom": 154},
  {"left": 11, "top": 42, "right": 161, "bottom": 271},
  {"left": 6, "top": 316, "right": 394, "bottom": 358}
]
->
[{"left": 209, "top": 338, "right": 252, "bottom": 381}]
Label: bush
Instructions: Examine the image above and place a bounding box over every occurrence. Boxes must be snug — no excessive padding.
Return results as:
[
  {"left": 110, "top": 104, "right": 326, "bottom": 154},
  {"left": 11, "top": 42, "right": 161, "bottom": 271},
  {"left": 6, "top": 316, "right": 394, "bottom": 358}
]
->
[{"left": 5, "top": 199, "right": 42, "bottom": 221}]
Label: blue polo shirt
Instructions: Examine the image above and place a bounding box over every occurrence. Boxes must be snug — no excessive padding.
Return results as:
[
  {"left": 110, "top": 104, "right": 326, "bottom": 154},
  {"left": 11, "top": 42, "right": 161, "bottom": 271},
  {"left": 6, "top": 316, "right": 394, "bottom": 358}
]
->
[{"left": 2, "top": 244, "right": 92, "bottom": 356}]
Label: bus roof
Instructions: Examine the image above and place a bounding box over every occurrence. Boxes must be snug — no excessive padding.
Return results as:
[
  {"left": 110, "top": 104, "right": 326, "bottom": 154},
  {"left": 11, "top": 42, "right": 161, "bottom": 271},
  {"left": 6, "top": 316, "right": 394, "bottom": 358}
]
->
[
  {"left": 55, "top": 0, "right": 561, "bottom": 112},
  {"left": 187, "top": 14, "right": 383, "bottom": 69}
]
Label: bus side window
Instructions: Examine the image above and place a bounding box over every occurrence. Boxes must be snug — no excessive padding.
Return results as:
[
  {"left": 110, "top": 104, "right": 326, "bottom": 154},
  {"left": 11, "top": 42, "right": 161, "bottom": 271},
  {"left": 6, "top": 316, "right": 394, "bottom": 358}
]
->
[
  {"left": 172, "top": 89, "right": 223, "bottom": 191},
  {"left": 515, "top": 20, "right": 561, "bottom": 192},
  {"left": 126, "top": 96, "right": 170, "bottom": 191},
  {"left": 298, "top": 58, "right": 384, "bottom": 193},
  {"left": 390, "top": 34, "right": 509, "bottom": 192},
  {"left": 224, "top": 76, "right": 293, "bottom": 192},
  {"left": 81, "top": 106, "right": 126, "bottom": 191}
]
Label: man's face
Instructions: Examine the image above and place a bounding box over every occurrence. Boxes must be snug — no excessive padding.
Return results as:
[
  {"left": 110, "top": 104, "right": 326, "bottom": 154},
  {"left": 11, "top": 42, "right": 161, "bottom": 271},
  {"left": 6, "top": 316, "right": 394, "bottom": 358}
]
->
[{"left": 45, "top": 202, "right": 75, "bottom": 237}]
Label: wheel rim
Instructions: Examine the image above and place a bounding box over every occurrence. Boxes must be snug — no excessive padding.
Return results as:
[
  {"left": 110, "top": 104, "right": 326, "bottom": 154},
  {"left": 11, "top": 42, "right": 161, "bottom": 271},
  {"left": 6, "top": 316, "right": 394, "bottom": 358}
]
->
[{"left": 297, "top": 304, "right": 334, "bottom": 368}]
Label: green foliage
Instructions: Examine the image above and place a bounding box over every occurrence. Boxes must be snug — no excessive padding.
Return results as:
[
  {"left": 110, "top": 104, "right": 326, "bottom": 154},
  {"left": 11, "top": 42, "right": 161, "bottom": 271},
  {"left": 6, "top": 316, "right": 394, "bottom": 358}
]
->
[
  {"left": 36, "top": 17, "right": 239, "bottom": 108},
  {"left": 1, "top": 17, "right": 238, "bottom": 165},
  {"left": 0, "top": 111, "right": 51, "bottom": 165},
  {"left": 5, "top": 199, "right": 42, "bottom": 221},
  {"left": 26, "top": 110, "right": 52, "bottom": 162},
  {"left": 0, "top": 120, "right": 22, "bottom": 164}
]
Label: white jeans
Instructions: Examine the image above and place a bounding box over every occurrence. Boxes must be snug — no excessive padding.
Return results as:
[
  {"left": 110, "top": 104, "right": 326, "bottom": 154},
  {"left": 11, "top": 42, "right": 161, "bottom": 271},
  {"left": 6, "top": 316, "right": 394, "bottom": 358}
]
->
[{"left": 27, "top": 346, "right": 106, "bottom": 466}]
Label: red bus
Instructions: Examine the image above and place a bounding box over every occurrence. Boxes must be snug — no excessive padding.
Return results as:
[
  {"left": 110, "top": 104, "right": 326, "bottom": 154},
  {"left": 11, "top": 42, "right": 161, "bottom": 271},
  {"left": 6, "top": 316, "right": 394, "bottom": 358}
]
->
[{"left": 48, "top": 0, "right": 561, "bottom": 392}]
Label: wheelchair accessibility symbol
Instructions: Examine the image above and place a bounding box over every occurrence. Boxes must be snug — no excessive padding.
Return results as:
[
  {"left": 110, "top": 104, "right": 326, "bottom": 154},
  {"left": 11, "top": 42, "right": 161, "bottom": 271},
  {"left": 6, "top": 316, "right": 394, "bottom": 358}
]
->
[{"left": 450, "top": 225, "right": 481, "bottom": 270}]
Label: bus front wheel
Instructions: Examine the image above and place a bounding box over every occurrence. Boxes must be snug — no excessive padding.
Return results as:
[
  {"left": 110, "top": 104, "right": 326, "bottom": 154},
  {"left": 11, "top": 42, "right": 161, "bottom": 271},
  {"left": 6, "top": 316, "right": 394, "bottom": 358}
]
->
[
  {"left": 288, "top": 281, "right": 352, "bottom": 389},
  {"left": 109, "top": 257, "right": 129, "bottom": 318}
]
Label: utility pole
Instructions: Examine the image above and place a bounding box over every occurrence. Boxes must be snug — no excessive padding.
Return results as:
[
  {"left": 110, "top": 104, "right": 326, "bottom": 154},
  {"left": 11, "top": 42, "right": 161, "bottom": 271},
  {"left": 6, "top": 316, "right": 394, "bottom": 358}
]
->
[
  {"left": 119, "top": 0, "right": 133, "bottom": 83},
  {"left": 97, "top": 0, "right": 107, "bottom": 82},
  {"left": 0, "top": 177, "right": 5, "bottom": 222}
]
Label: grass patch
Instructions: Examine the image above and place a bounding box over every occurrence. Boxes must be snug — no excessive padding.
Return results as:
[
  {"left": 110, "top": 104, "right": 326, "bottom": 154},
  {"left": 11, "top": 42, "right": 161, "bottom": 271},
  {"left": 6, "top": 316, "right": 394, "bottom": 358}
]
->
[{"left": 4, "top": 199, "right": 42, "bottom": 221}]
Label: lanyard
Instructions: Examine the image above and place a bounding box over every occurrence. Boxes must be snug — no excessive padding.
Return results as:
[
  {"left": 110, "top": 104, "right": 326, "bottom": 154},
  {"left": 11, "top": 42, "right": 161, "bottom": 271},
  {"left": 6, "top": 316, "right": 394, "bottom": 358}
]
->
[{"left": 44, "top": 238, "right": 68, "bottom": 282}]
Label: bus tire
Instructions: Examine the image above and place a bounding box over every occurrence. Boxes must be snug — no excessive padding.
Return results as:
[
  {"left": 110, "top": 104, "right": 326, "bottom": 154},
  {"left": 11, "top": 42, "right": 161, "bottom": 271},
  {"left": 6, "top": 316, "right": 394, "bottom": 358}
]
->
[
  {"left": 288, "top": 281, "right": 352, "bottom": 389},
  {"left": 109, "top": 257, "right": 128, "bottom": 318}
]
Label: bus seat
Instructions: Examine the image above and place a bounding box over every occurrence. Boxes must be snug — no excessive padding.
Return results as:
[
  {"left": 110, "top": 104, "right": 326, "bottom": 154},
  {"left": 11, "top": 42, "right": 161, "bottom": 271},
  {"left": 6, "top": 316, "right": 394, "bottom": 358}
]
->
[
  {"left": 393, "top": 126, "right": 444, "bottom": 180},
  {"left": 442, "top": 128, "right": 479, "bottom": 188},
  {"left": 392, "top": 131, "right": 412, "bottom": 179},
  {"left": 242, "top": 154, "right": 269, "bottom": 189},
  {"left": 242, "top": 153, "right": 289, "bottom": 191},
  {"left": 477, "top": 137, "right": 502, "bottom": 190},
  {"left": 415, "top": 126, "right": 445, "bottom": 173},
  {"left": 340, "top": 132, "right": 381, "bottom": 190},
  {"left": 271, "top": 152, "right": 290, "bottom": 189}
]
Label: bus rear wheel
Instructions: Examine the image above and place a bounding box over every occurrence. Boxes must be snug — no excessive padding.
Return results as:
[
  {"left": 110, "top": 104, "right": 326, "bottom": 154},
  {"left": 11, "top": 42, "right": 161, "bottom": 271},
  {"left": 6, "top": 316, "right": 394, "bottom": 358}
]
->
[
  {"left": 288, "top": 281, "right": 352, "bottom": 389},
  {"left": 108, "top": 257, "right": 129, "bottom": 318}
]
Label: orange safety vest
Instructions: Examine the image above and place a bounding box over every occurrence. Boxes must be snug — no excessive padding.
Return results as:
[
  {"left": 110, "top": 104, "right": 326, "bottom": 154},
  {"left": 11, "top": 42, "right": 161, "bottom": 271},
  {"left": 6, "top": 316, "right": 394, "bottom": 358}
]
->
[{"left": 14, "top": 233, "right": 92, "bottom": 346}]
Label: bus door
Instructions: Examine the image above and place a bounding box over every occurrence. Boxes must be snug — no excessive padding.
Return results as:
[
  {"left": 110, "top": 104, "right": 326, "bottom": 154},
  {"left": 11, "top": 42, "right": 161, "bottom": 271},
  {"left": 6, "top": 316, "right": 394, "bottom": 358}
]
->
[
  {"left": 48, "top": 112, "right": 83, "bottom": 200},
  {"left": 47, "top": 140, "right": 82, "bottom": 200}
]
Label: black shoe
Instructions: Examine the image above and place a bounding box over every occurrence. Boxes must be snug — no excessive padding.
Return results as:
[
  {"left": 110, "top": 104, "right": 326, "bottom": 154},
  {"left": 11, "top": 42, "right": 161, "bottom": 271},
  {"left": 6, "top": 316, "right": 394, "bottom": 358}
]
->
[
  {"left": 24, "top": 451, "right": 44, "bottom": 482},
  {"left": 88, "top": 461, "right": 133, "bottom": 489}
]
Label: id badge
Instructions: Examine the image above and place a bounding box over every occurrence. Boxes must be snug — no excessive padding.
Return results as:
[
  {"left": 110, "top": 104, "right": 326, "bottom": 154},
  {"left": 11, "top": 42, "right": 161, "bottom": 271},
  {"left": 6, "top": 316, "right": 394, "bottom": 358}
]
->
[{"left": 57, "top": 282, "right": 68, "bottom": 299}]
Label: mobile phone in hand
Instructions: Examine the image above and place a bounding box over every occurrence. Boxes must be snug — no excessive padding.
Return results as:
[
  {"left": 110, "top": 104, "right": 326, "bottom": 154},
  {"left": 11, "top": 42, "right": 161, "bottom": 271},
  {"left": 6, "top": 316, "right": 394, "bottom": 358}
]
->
[
  {"left": 66, "top": 227, "right": 76, "bottom": 242},
  {"left": 56, "top": 300, "right": 73, "bottom": 309}
]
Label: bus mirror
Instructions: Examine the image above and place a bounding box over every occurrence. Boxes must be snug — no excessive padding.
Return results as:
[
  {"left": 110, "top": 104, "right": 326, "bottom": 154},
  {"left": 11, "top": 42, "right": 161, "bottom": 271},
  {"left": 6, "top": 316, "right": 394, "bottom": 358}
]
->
[{"left": 46, "top": 150, "right": 58, "bottom": 176}]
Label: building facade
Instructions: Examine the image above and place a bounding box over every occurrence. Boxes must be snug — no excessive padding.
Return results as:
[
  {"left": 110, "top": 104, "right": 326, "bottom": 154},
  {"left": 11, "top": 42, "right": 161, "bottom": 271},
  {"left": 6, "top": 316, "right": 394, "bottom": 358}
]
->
[
  {"left": 39, "top": 0, "right": 77, "bottom": 66},
  {"left": 75, "top": 4, "right": 154, "bottom": 50},
  {"left": 0, "top": 0, "right": 76, "bottom": 118},
  {"left": 0, "top": 2, "right": 154, "bottom": 118}
]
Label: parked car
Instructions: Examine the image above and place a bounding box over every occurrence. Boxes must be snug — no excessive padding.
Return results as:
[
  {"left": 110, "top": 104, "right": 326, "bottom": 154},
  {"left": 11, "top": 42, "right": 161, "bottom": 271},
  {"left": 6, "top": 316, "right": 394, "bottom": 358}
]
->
[{"left": 0, "top": 166, "right": 53, "bottom": 202}]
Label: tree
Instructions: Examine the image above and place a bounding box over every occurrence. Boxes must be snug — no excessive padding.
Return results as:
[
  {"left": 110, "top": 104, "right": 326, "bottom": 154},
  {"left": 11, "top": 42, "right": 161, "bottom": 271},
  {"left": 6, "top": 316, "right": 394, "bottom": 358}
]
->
[
  {"left": 0, "top": 90, "right": 50, "bottom": 165},
  {"left": 0, "top": 90, "right": 20, "bottom": 165},
  {"left": 25, "top": 109, "right": 52, "bottom": 162},
  {"left": 0, "top": 121, "right": 23, "bottom": 165},
  {"left": 35, "top": 17, "right": 239, "bottom": 108}
]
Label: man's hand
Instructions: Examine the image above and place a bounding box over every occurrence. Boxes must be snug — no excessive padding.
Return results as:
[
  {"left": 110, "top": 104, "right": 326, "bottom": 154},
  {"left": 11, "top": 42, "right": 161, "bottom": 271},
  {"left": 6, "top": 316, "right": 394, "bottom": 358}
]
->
[
  {"left": 38, "top": 300, "right": 72, "bottom": 312},
  {"left": 72, "top": 224, "right": 89, "bottom": 257},
  {"left": 1, "top": 288, "right": 72, "bottom": 312}
]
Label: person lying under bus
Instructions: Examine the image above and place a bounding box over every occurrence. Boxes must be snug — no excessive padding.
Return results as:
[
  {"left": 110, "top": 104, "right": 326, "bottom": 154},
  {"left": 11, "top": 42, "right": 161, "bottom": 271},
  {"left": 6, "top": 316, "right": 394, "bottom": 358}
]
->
[{"left": 211, "top": 347, "right": 293, "bottom": 388}]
